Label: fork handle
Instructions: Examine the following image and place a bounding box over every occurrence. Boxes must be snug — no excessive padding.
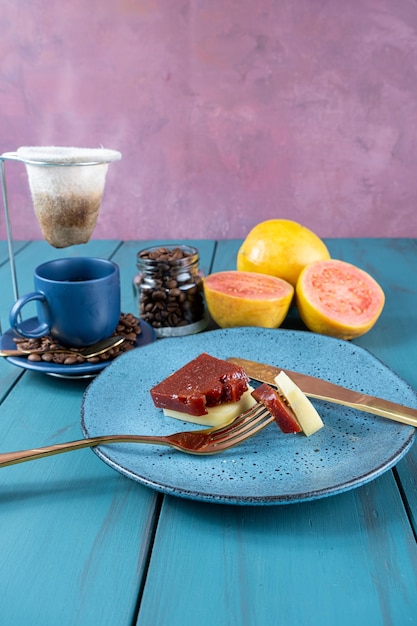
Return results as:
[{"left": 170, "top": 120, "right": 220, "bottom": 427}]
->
[{"left": 0, "top": 435, "right": 168, "bottom": 468}]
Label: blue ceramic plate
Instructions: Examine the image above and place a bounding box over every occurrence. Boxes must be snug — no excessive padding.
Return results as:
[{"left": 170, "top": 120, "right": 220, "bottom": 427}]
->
[
  {"left": 0, "top": 317, "right": 156, "bottom": 378},
  {"left": 81, "top": 328, "right": 416, "bottom": 505}
]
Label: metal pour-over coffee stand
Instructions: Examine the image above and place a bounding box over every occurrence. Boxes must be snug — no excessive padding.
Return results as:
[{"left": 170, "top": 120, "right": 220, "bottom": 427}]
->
[{"left": 0, "top": 150, "right": 115, "bottom": 337}]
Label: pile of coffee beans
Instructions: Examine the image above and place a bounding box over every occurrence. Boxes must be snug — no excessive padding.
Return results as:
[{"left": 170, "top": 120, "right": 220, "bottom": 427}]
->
[
  {"left": 12, "top": 313, "right": 142, "bottom": 365},
  {"left": 136, "top": 246, "right": 206, "bottom": 332}
]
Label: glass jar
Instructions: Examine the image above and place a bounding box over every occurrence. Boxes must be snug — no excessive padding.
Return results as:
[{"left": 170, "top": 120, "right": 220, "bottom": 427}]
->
[{"left": 134, "top": 245, "right": 208, "bottom": 337}]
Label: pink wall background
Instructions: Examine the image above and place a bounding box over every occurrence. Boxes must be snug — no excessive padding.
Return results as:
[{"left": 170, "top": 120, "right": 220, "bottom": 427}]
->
[{"left": 1, "top": 0, "right": 417, "bottom": 242}]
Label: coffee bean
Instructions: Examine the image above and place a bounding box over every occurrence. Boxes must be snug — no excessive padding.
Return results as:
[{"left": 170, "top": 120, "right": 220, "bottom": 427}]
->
[
  {"left": 28, "top": 353, "right": 42, "bottom": 362},
  {"left": 64, "top": 356, "right": 78, "bottom": 365},
  {"left": 152, "top": 290, "right": 166, "bottom": 301}
]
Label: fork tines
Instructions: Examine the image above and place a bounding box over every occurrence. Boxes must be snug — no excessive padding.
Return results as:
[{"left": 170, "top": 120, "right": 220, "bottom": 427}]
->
[{"left": 209, "top": 403, "right": 274, "bottom": 451}]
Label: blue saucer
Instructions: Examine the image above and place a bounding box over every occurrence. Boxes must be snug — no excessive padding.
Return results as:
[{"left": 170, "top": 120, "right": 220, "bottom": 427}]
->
[{"left": 0, "top": 316, "right": 156, "bottom": 378}]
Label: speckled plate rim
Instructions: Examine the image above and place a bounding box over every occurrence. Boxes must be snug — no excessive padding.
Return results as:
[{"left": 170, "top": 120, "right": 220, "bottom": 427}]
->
[
  {"left": 0, "top": 317, "right": 156, "bottom": 377},
  {"left": 80, "top": 328, "right": 416, "bottom": 505}
]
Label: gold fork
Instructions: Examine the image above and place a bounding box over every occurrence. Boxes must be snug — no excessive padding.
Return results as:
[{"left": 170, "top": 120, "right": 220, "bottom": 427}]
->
[{"left": 0, "top": 403, "right": 274, "bottom": 467}]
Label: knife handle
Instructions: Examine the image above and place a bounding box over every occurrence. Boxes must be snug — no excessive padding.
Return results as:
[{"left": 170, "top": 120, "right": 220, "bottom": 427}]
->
[{"left": 305, "top": 391, "right": 417, "bottom": 428}]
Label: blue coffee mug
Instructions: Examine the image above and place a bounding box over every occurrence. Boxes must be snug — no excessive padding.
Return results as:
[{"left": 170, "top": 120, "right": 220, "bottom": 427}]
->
[{"left": 9, "top": 257, "right": 121, "bottom": 347}]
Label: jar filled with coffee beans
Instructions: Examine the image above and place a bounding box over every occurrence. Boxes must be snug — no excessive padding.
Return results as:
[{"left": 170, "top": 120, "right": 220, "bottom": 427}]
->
[{"left": 134, "top": 245, "right": 207, "bottom": 337}]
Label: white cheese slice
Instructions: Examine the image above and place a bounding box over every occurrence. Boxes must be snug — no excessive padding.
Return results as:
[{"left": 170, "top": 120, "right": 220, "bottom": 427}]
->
[
  {"left": 163, "top": 386, "right": 256, "bottom": 427},
  {"left": 274, "top": 371, "right": 324, "bottom": 436}
]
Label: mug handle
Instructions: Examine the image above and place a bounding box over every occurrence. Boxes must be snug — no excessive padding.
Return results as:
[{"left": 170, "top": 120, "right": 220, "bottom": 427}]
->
[{"left": 9, "top": 292, "right": 50, "bottom": 338}]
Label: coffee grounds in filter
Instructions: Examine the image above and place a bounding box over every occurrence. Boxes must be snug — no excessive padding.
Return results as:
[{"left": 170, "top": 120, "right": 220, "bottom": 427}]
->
[{"left": 17, "top": 146, "right": 121, "bottom": 248}]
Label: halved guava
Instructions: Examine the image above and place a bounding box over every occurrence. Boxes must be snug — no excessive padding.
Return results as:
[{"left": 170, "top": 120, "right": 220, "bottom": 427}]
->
[
  {"left": 203, "top": 271, "right": 294, "bottom": 329},
  {"left": 296, "top": 259, "right": 385, "bottom": 340}
]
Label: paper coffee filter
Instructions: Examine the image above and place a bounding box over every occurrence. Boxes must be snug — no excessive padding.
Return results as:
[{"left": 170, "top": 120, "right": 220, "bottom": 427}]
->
[{"left": 17, "top": 146, "right": 122, "bottom": 248}]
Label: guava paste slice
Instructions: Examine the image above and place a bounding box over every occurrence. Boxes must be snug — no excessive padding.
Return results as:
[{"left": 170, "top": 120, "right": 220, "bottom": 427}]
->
[
  {"left": 150, "top": 352, "right": 249, "bottom": 416},
  {"left": 251, "top": 383, "right": 302, "bottom": 433}
]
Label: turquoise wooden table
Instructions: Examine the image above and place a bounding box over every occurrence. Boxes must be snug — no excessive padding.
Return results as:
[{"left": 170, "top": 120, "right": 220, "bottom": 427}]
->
[{"left": 0, "top": 238, "right": 416, "bottom": 626}]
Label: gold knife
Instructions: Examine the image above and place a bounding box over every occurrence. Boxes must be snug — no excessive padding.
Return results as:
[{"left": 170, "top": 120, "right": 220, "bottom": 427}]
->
[{"left": 227, "top": 357, "right": 417, "bottom": 428}]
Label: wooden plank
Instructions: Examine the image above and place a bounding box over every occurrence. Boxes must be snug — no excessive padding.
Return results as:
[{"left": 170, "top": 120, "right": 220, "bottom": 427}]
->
[
  {"left": 0, "top": 372, "right": 159, "bottom": 625},
  {"left": 0, "top": 240, "right": 28, "bottom": 339},
  {"left": 137, "top": 474, "right": 417, "bottom": 626},
  {"left": 397, "top": 451, "right": 417, "bottom": 537},
  {"left": 0, "top": 240, "right": 28, "bottom": 265},
  {"left": 0, "top": 358, "right": 23, "bottom": 401},
  {"left": 210, "top": 238, "right": 242, "bottom": 273},
  {"left": 0, "top": 244, "right": 29, "bottom": 393}
]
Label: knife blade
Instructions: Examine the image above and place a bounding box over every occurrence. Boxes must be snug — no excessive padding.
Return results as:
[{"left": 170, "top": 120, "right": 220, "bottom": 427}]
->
[{"left": 227, "top": 357, "right": 417, "bottom": 428}]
